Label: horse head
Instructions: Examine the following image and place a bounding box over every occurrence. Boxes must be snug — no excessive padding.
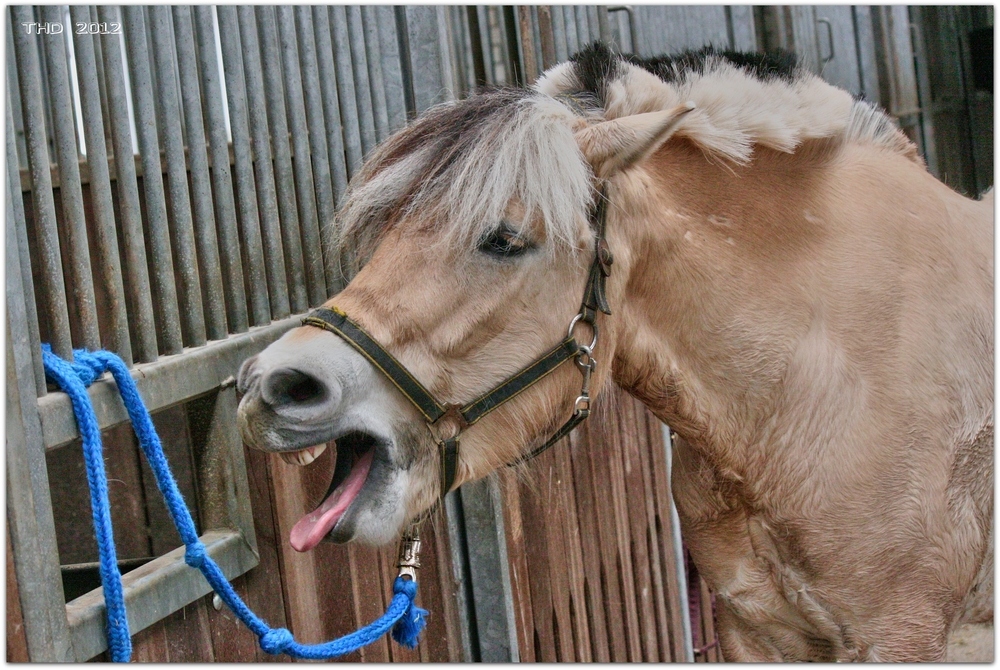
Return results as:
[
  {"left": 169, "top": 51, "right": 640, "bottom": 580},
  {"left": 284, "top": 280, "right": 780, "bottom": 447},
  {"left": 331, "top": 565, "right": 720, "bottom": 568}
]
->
[{"left": 236, "top": 83, "right": 692, "bottom": 548}]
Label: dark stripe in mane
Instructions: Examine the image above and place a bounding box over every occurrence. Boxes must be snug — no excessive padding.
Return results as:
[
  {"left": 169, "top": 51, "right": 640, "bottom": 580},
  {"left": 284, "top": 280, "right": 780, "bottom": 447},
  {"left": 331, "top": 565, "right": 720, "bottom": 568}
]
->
[{"left": 570, "top": 41, "right": 799, "bottom": 108}]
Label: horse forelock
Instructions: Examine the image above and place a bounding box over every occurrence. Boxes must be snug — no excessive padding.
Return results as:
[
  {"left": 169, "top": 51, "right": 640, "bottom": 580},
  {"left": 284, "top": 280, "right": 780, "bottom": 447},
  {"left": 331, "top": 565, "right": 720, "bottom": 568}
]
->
[
  {"left": 537, "top": 42, "right": 917, "bottom": 165},
  {"left": 337, "top": 87, "right": 594, "bottom": 262}
]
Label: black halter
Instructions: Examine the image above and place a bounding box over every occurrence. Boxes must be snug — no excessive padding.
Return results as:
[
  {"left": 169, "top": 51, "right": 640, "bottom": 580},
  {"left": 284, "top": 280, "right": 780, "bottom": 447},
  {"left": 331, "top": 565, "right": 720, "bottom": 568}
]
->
[{"left": 302, "top": 185, "right": 612, "bottom": 497}]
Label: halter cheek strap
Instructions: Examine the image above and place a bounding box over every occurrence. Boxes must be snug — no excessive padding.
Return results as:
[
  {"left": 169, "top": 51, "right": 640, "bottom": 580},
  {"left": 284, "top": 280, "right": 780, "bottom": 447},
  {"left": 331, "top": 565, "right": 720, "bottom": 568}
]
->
[{"left": 302, "top": 184, "right": 612, "bottom": 498}]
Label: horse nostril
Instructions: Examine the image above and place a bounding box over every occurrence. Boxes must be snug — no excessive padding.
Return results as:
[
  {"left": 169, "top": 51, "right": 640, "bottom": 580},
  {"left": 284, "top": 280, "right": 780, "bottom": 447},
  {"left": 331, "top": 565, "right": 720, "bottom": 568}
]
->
[
  {"left": 287, "top": 376, "right": 322, "bottom": 402},
  {"left": 262, "top": 368, "right": 327, "bottom": 407}
]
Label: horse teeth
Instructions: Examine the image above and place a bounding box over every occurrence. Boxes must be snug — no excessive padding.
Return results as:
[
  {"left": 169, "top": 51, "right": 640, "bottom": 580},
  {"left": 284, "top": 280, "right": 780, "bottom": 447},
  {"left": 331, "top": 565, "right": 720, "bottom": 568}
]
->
[{"left": 279, "top": 443, "right": 327, "bottom": 466}]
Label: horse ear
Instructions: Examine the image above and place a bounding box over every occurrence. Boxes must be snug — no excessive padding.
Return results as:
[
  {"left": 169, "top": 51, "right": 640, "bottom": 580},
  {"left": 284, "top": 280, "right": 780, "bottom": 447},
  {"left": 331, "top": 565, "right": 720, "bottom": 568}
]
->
[{"left": 575, "top": 102, "right": 696, "bottom": 178}]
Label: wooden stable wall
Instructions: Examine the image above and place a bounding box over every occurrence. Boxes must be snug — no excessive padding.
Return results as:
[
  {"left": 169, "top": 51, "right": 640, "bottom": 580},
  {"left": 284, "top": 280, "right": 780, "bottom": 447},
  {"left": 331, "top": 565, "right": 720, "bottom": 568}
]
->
[{"left": 500, "top": 386, "right": 690, "bottom": 662}]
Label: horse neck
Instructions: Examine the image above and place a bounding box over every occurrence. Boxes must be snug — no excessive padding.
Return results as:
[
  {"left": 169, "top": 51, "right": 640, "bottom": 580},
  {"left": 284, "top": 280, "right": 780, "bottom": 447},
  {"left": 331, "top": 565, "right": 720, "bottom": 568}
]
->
[{"left": 606, "top": 139, "right": 834, "bottom": 461}]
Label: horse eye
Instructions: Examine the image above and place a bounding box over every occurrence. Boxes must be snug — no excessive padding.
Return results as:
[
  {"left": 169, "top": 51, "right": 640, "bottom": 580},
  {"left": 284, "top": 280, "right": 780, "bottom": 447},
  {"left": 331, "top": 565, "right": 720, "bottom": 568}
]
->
[{"left": 477, "top": 226, "right": 533, "bottom": 258}]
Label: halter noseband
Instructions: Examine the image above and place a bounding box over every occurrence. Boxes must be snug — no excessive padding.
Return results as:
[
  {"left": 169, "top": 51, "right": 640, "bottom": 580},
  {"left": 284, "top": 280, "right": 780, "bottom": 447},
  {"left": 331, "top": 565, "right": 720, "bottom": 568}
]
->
[{"left": 302, "top": 184, "right": 612, "bottom": 499}]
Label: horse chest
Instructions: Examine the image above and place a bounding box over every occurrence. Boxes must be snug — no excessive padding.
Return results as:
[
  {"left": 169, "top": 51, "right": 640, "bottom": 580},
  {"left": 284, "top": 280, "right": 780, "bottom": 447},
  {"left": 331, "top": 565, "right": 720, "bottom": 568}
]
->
[{"left": 672, "top": 439, "right": 863, "bottom": 660}]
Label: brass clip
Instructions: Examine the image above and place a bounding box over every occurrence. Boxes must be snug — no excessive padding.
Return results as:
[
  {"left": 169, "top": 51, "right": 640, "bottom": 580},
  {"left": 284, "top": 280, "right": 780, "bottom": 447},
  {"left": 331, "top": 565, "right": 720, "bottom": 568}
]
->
[{"left": 397, "top": 529, "right": 422, "bottom": 581}]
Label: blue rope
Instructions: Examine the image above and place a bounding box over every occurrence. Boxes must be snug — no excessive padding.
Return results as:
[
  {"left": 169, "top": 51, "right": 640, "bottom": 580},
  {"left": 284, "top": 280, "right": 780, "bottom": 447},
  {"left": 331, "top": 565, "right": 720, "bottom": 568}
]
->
[{"left": 42, "top": 346, "right": 428, "bottom": 661}]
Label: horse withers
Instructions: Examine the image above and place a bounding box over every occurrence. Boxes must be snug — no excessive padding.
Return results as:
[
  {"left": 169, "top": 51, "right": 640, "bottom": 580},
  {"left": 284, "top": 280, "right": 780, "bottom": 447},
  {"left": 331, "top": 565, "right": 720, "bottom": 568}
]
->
[{"left": 236, "top": 44, "right": 993, "bottom": 661}]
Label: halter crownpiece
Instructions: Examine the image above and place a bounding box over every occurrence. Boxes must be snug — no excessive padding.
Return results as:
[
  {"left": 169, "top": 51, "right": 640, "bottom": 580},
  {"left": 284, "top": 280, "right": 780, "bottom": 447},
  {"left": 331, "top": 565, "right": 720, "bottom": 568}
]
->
[{"left": 302, "top": 183, "right": 612, "bottom": 500}]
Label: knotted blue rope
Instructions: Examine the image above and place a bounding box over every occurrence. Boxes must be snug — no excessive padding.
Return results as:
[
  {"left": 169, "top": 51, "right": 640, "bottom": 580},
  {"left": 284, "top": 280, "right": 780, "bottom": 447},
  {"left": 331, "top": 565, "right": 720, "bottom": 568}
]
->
[{"left": 42, "top": 346, "right": 428, "bottom": 662}]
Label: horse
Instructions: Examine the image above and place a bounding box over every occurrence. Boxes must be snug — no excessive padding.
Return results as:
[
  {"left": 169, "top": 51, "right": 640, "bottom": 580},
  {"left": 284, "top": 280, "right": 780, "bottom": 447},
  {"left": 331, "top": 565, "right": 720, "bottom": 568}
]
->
[{"left": 236, "top": 43, "right": 993, "bottom": 661}]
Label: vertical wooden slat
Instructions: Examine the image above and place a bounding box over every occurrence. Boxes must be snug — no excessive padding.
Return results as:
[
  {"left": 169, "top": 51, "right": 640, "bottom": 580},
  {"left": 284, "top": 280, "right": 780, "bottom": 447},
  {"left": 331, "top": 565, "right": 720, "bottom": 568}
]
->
[
  {"left": 600, "top": 390, "right": 644, "bottom": 661},
  {"left": 619, "top": 397, "right": 661, "bottom": 661},
  {"left": 296, "top": 7, "right": 342, "bottom": 294},
  {"left": 348, "top": 545, "right": 392, "bottom": 662},
  {"left": 361, "top": 6, "right": 391, "bottom": 143},
  {"left": 6, "top": 526, "right": 30, "bottom": 662},
  {"left": 123, "top": 5, "right": 185, "bottom": 355},
  {"left": 69, "top": 5, "right": 132, "bottom": 364},
  {"left": 6, "top": 200, "right": 74, "bottom": 662},
  {"left": 149, "top": 5, "right": 208, "bottom": 347},
  {"left": 207, "top": 447, "right": 290, "bottom": 662},
  {"left": 31, "top": 5, "right": 57, "bottom": 159},
  {"left": 237, "top": 6, "right": 290, "bottom": 320},
  {"left": 11, "top": 4, "right": 73, "bottom": 359},
  {"left": 320, "top": 7, "right": 359, "bottom": 191},
  {"left": 344, "top": 6, "right": 378, "bottom": 159},
  {"left": 87, "top": 6, "right": 114, "bottom": 154},
  {"left": 499, "top": 470, "right": 535, "bottom": 662},
  {"left": 536, "top": 7, "right": 558, "bottom": 71},
  {"left": 256, "top": 6, "right": 309, "bottom": 314},
  {"left": 193, "top": 6, "right": 249, "bottom": 335},
  {"left": 376, "top": 5, "right": 408, "bottom": 133},
  {"left": 728, "top": 6, "right": 758, "bottom": 51},
  {"left": 266, "top": 451, "right": 331, "bottom": 646},
  {"left": 171, "top": 5, "right": 228, "bottom": 341},
  {"left": 517, "top": 7, "right": 539, "bottom": 84},
  {"left": 96, "top": 5, "right": 158, "bottom": 362},
  {"left": 565, "top": 424, "right": 613, "bottom": 662},
  {"left": 637, "top": 411, "right": 678, "bottom": 661},
  {"left": 217, "top": 5, "right": 271, "bottom": 328},
  {"left": 6, "top": 11, "right": 28, "bottom": 167},
  {"left": 275, "top": 7, "right": 327, "bottom": 306},
  {"left": 6, "top": 97, "right": 46, "bottom": 393},
  {"left": 853, "top": 7, "right": 882, "bottom": 104},
  {"left": 554, "top": 443, "right": 592, "bottom": 661},
  {"left": 40, "top": 5, "right": 100, "bottom": 351},
  {"left": 320, "top": 7, "right": 360, "bottom": 181}
]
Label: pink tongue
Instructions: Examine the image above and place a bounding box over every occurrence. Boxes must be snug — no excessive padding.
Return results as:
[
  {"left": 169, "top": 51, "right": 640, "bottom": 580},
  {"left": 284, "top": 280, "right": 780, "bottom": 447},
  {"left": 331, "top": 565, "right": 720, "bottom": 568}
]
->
[{"left": 289, "top": 448, "right": 374, "bottom": 552}]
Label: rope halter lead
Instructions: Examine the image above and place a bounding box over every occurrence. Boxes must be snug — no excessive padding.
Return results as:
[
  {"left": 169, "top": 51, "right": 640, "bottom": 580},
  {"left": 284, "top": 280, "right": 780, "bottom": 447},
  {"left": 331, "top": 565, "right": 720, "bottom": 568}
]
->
[{"left": 302, "top": 183, "right": 613, "bottom": 503}]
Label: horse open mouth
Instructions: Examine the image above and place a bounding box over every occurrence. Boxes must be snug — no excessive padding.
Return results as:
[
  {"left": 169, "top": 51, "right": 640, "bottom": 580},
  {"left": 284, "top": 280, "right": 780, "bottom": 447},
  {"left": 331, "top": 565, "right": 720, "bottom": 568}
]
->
[{"left": 288, "top": 431, "right": 378, "bottom": 552}]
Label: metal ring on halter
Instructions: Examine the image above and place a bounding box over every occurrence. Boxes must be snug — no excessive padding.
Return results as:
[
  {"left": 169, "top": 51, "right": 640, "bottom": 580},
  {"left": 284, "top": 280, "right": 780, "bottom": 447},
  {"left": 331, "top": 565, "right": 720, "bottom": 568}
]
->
[{"left": 567, "top": 313, "right": 599, "bottom": 350}]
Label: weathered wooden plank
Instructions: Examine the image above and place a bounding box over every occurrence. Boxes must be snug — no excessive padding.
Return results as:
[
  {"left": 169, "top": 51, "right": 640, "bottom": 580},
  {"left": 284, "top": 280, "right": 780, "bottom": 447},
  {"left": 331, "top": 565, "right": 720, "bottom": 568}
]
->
[
  {"left": 6, "top": 525, "right": 30, "bottom": 662},
  {"left": 601, "top": 389, "right": 644, "bottom": 661},
  {"left": 267, "top": 452, "right": 329, "bottom": 647},
  {"left": 498, "top": 468, "right": 535, "bottom": 662},
  {"left": 553, "top": 439, "right": 591, "bottom": 661},
  {"left": 684, "top": 6, "right": 729, "bottom": 48},
  {"left": 619, "top": 397, "right": 661, "bottom": 661},
  {"left": 349, "top": 544, "right": 391, "bottom": 662},
  {"left": 141, "top": 405, "right": 198, "bottom": 556},
  {"left": 130, "top": 618, "right": 169, "bottom": 662},
  {"left": 162, "top": 599, "right": 215, "bottom": 661},
  {"left": 518, "top": 457, "right": 558, "bottom": 661},
  {"left": 565, "top": 424, "right": 612, "bottom": 662},
  {"left": 423, "top": 509, "right": 465, "bottom": 662},
  {"left": 207, "top": 446, "right": 289, "bottom": 663},
  {"left": 537, "top": 448, "right": 578, "bottom": 661},
  {"left": 641, "top": 412, "right": 681, "bottom": 661},
  {"left": 582, "top": 418, "right": 628, "bottom": 660}
]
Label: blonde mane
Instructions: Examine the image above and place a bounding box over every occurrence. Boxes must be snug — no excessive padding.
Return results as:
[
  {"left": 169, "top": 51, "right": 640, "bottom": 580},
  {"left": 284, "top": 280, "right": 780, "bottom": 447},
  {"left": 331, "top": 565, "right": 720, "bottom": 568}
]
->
[
  {"left": 337, "top": 44, "right": 920, "bottom": 262},
  {"left": 536, "top": 44, "right": 919, "bottom": 165}
]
